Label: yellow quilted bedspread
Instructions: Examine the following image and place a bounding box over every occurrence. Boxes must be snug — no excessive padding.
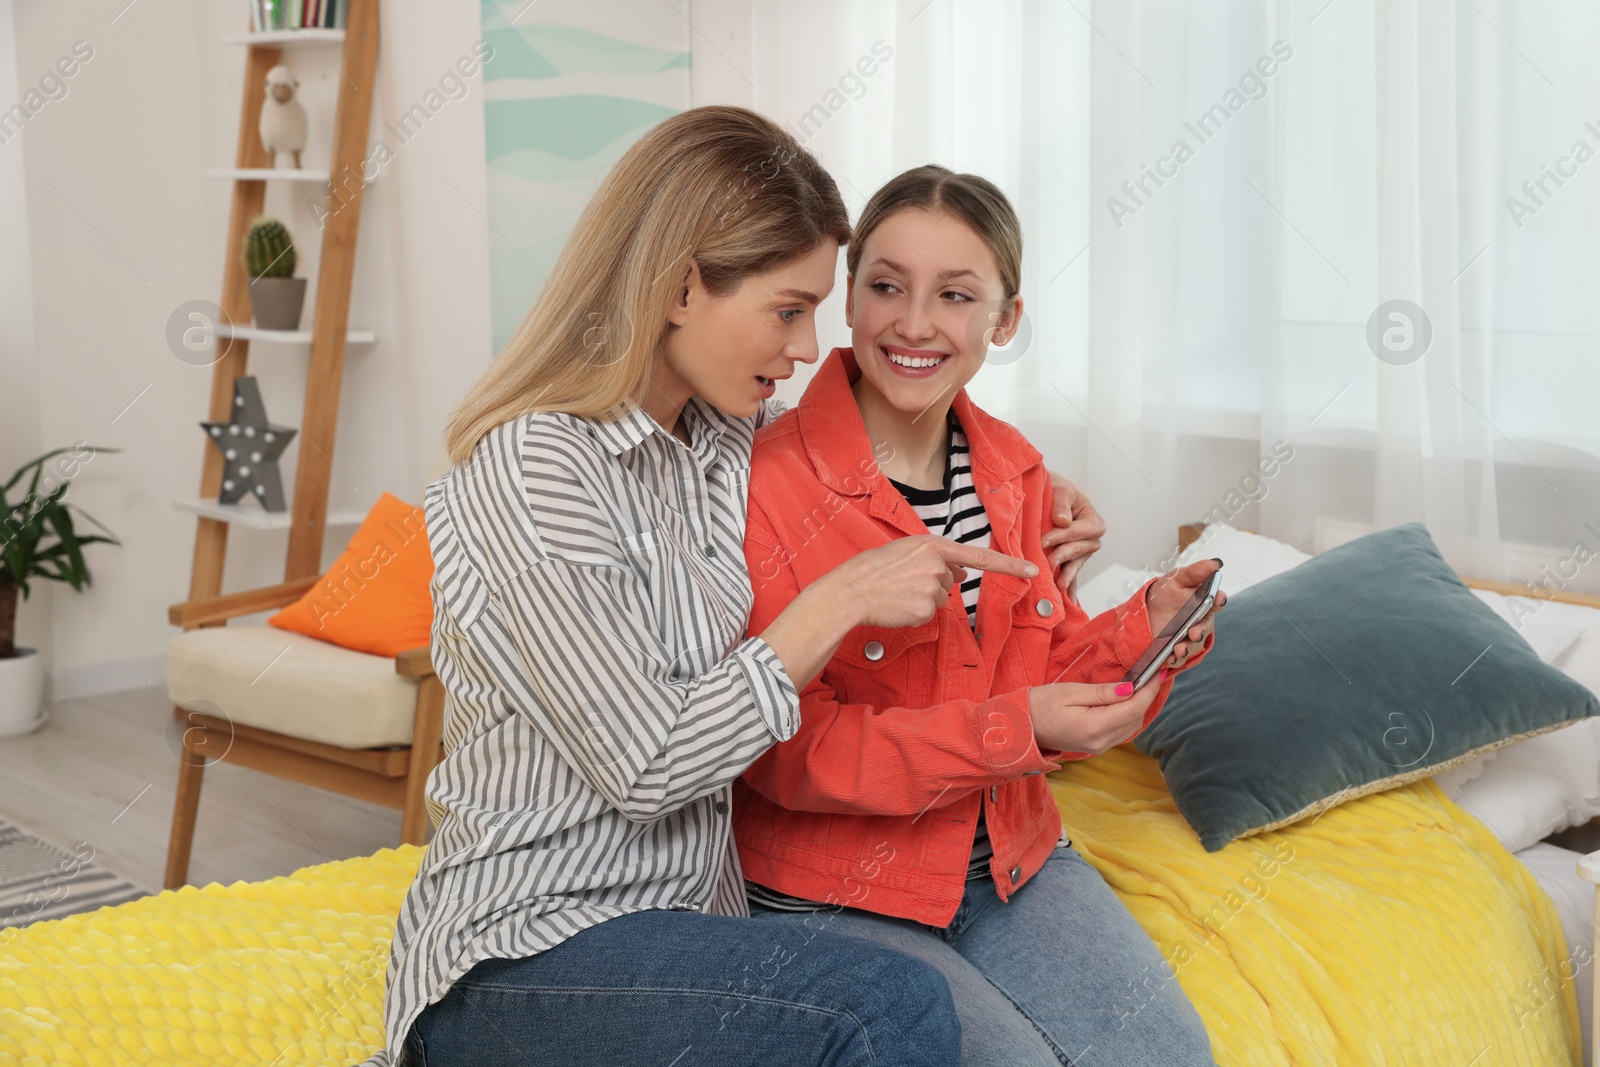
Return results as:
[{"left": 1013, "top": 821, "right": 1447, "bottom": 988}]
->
[
  {"left": 0, "top": 845, "right": 418, "bottom": 1066},
  {"left": 1048, "top": 746, "right": 1582, "bottom": 1066},
  {"left": 0, "top": 746, "right": 1580, "bottom": 1065}
]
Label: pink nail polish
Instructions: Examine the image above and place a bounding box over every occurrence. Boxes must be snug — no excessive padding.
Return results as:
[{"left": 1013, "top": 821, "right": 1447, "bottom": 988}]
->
[
  {"left": 1115, "top": 682, "right": 1133, "bottom": 697},
  {"left": 1159, "top": 668, "right": 1171, "bottom": 682}
]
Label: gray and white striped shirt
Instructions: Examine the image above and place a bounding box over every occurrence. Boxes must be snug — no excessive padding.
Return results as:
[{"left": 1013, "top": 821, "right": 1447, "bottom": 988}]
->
[{"left": 361, "top": 396, "right": 800, "bottom": 1067}]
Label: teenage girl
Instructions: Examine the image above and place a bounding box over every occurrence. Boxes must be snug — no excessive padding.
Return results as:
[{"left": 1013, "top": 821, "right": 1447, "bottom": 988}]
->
[{"left": 733, "top": 164, "right": 1225, "bottom": 1067}]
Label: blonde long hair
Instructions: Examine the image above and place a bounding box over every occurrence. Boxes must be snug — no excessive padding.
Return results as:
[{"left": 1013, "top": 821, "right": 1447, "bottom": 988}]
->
[{"left": 444, "top": 106, "right": 851, "bottom": 464}]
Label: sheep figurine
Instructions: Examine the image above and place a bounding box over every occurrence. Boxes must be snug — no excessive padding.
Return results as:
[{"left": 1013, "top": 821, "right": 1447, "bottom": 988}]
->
[{"left": 258, "top": 65, "right": 307, "bottom": 169}]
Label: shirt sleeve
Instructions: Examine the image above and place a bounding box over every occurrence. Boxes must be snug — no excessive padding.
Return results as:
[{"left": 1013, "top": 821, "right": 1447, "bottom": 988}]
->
[{"left": 492, "top": 554, "right": 800, "bottom": 823}]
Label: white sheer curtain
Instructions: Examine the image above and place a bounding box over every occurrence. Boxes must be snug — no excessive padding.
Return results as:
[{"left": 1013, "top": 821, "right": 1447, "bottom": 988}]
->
[{"left": 723, "top": 0, "right": 1600, "bottom": 586}]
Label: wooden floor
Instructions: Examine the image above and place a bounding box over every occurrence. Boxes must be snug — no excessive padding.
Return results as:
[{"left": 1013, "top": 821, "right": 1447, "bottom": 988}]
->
[{"left": 0, "top": 683, "right": 402, "bottom": 892}]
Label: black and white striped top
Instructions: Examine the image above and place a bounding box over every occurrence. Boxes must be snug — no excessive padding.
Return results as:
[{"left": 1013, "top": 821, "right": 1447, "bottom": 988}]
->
[
  {"left": 889, "top": 414, "right": 988, "bottom": 631},
  {"left": 361, "top": 397, "right": 800, "bottom": 1067},
  {"left": 747, "top": 413, "right": 998, "bottom": 914}
]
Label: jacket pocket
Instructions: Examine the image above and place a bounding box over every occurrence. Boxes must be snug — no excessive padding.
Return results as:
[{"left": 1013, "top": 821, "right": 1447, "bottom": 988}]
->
[
  {"left": 1009, "top": 582, "right": 1067, "bottom": 679},
  {"left": 828, "top": 617, "right": 941, "bottom": 707}
]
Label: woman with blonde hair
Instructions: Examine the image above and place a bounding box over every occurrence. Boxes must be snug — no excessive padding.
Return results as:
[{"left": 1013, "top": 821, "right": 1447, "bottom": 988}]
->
[{"left": 360, "top": 107, "right": 1099, "bottom": 1067}]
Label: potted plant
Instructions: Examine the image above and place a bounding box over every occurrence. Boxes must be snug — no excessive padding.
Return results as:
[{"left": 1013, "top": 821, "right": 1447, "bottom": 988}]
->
[
  {"left": 0, "top": 445, "right": 121, "bottom": 736},
  {"left": 243, "top": 216, "right": 307, "bottom": 330}
]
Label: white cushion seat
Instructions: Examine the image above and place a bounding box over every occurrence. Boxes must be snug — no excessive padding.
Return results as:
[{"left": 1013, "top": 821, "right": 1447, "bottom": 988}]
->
[{"left": 167, "top": 626, "right": 419, "bottom": 749}]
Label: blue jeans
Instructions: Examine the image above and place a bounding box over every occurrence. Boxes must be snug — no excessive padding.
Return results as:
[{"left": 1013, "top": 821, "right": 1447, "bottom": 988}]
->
[
  {"left": 749, "top": 841, "right": 1216, "bottom": 1067},
  {"left": 404, "top": 906, "right": 963, "bottom": 1066}
]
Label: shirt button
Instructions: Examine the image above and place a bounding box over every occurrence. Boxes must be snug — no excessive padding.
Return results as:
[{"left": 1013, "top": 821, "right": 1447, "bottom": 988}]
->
[
  {"left": 713, "top": 800, "right": 728, "bottom": 814},
  {"left": 703, "top": 543, "right": 718, "bottom": 558},
  {"left": 864, "top": 640, "right": 885, "bottom": 661},
  {"left": 1035, "top": 598, "right": 1054, "bottom": 617},
  {"left": 1010, "top": 865, "right": 1022, "bottom": 882},
  {"left": 989, "top": 784, "right": 998, "bottom": 802}
]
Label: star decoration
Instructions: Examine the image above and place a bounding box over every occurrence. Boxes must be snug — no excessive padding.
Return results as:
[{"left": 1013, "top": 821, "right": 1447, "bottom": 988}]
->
[{"left": 199, "top": 375, "right": 297, "bottom": 511}]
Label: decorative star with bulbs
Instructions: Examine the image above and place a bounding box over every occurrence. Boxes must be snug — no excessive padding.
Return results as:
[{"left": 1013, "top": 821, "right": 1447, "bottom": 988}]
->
[{"left": 200, "top": 375, "right": 297, "bottom": 511}]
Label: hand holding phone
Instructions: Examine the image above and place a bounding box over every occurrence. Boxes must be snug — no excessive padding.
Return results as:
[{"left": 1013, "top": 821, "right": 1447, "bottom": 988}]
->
[{"left": 1124, "top": 560, "right": 1225, "bottom": 691}]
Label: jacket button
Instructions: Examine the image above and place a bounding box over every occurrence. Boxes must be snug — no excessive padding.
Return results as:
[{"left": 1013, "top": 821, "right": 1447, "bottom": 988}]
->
[
  {"left": 1035, "top": 598, "right": 1053, "bottom": 617},
  {"left": 989, "top": 784, "right": 998, "bottom": 802},
  {"left": 1010, "top": 866, "right": 1021, "bottom": 882},
  {"left": 864, "top": 640, "right": 885, "bottom": 661},
  {"left": 713, "top": 800, "right": 728, "bottom": 814}
]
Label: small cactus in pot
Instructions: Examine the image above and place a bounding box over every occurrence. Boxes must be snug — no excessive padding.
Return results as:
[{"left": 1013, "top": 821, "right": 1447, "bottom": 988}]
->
[{"left": 243, "top": 216, "right": 307, "bottom": 330}]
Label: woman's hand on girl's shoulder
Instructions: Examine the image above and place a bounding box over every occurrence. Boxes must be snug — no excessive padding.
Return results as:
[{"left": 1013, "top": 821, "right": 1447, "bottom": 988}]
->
[{"left": 1041, "top": 470, "right": 1105, "bottom": 599}]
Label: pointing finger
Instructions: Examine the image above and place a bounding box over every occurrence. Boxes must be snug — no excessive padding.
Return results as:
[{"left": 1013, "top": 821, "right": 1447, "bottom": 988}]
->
[{"left": 932, "top": 537, "right": 1038, "bottom": 579}]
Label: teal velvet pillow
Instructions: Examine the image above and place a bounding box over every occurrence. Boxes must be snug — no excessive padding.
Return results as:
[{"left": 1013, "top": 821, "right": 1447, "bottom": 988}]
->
[{"left": 1134, "top": 523, "right": 1600, "bottom": 851}]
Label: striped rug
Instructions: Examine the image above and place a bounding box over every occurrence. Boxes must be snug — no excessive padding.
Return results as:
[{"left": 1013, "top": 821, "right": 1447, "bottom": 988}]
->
[{"left": 0, "top": 818, "right": 149, "bottom": 928}]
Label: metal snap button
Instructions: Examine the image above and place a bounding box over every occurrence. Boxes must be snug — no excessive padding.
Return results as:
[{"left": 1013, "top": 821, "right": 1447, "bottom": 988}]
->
[
  {"left": 1035, "top": 598, "right": 1053, "bottom": 617},
  {"left": 713, "top": 800, "right": 728, "bottom": 814},
  {"left": 864, "top": 640, "right": 885, "bottom": 661},
  {"left": 989, "top": 784, "right": 998, "bottom": 802},
  {"left": 1010, "top": 865, "right": 1021, "bottom": 882}
]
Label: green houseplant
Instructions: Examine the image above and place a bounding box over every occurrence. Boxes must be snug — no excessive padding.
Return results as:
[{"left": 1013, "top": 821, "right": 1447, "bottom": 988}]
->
[
  {"left": 243, "top": 215, "right": 307, "bottom": 331},
  {"left": 0, "top": 444, "right": 121, "bottom": 735}
]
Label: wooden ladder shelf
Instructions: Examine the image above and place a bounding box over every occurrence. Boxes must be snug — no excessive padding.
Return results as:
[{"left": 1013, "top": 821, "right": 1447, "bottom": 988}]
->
[{"left": 188, "top": 0, "right": 380, "bottom": 603}]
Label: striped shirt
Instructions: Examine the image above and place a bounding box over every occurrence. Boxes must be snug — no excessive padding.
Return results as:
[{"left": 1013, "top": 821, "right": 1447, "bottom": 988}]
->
[
  {"left": 747, "top": 412, "right": 998, "bottom": 914},
  {"left": 362, "top": 396, "right": 800, "bottom": 1067}
]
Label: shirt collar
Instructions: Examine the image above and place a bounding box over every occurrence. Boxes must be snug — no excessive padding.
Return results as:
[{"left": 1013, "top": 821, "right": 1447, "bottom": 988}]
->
[
  {"left": 587, "top": 395, "right": 728, "bottom": 459},
  {"left": 587, "top": 401, "right": 658, "bottom": 457},
  {"left": 796, "top": 347, "right": 1040, "bottom": 495}
]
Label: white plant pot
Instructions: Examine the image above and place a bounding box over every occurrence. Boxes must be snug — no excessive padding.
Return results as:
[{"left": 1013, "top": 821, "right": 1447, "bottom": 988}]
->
[{"left": 0, "top": 648, "right": 46, "bottom": 737}]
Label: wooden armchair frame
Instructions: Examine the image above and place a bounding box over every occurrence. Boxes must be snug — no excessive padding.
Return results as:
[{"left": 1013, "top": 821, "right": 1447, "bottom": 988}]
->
[{"left": 163, "top": 579, "right": 445, "bottom": 889}]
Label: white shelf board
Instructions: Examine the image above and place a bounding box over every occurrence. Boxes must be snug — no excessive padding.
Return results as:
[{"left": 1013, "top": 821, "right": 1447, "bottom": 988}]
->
[
  {"left": 217, "top": 324, "right": 376, "bottom": 345},
  {"left": 222, "top": 29, "right": 346, "bottom": 46},
  {"left": 174, "top": 497, "right": 366, "bottom": 531},
  {"left": 208, "top": 167, "right": 331, "bottom": 182},
  {"left": 207, "top": 166, "right": 377, "bottom": 184}
]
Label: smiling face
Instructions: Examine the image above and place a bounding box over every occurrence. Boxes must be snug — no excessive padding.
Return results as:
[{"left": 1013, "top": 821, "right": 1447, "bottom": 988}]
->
[
  {"left": 845, "top": 207, "right": 1021, "bottom": 419},
  {"left": 653, "top": 238, "right": 839, "bottom": 424}
]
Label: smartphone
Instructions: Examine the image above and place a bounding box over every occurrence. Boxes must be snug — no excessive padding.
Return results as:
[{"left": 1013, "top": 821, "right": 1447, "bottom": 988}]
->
[{"left": 1123, "top": 562, "right": 1223, "bottom": 691}]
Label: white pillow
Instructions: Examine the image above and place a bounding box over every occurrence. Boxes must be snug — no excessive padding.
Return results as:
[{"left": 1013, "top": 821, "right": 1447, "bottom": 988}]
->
[
  {"left": 1471, "top": 588, "right": 1583, "bottom": 665},
  {"left": 1076, "top": 524, "right": 1310, "bottom": 614},
  {"left": 1435, "top": 743, "right": 1577, "bottom": 853},
  {"left": 1440, "top": 591, "right": 1600, "bottom": 799},
  {"left": 1074, "top": 563, "right": 1159, "bottom": 615},
  {"left": 1174, "top": 523, "right": 1312, "bottom": 594}
]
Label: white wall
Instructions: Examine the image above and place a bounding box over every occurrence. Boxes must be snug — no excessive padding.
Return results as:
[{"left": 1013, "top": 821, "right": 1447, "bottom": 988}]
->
[
  {"left": 2, "top": 0, "right": 493, "bottom": 701},
  {"left": 0, "top": 0, "right": 50, "bottom": 660}
]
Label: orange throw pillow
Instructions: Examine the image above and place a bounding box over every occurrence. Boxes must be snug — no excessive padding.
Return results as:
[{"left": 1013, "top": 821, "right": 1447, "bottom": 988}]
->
[{"left": 268, "top": 492, "right": 433, "bottom": 658}]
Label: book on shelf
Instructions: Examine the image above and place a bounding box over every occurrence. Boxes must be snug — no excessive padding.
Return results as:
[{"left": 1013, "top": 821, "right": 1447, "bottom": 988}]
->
[{"left": 249, "top": 0, "right": 345, "bottom": 31}]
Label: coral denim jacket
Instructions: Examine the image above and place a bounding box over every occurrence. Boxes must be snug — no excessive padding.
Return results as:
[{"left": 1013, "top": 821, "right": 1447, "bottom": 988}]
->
[{"left": 731, "top": 347, "right": 1213, "bottom": 927}]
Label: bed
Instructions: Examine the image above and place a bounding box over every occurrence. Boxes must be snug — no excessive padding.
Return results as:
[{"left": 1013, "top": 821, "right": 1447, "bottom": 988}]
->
[{"left": 3, "top": 524, "right": 1598, "bottom": 1066}]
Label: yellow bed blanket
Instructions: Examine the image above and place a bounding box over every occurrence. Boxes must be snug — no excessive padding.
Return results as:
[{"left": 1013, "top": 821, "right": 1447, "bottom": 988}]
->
[
  {"left": 1049, "top": 746, "right": 1581, "bottom": 1066},
  {"left": 0, "top": 745, "right": 1580, "bottom": 1065}
]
